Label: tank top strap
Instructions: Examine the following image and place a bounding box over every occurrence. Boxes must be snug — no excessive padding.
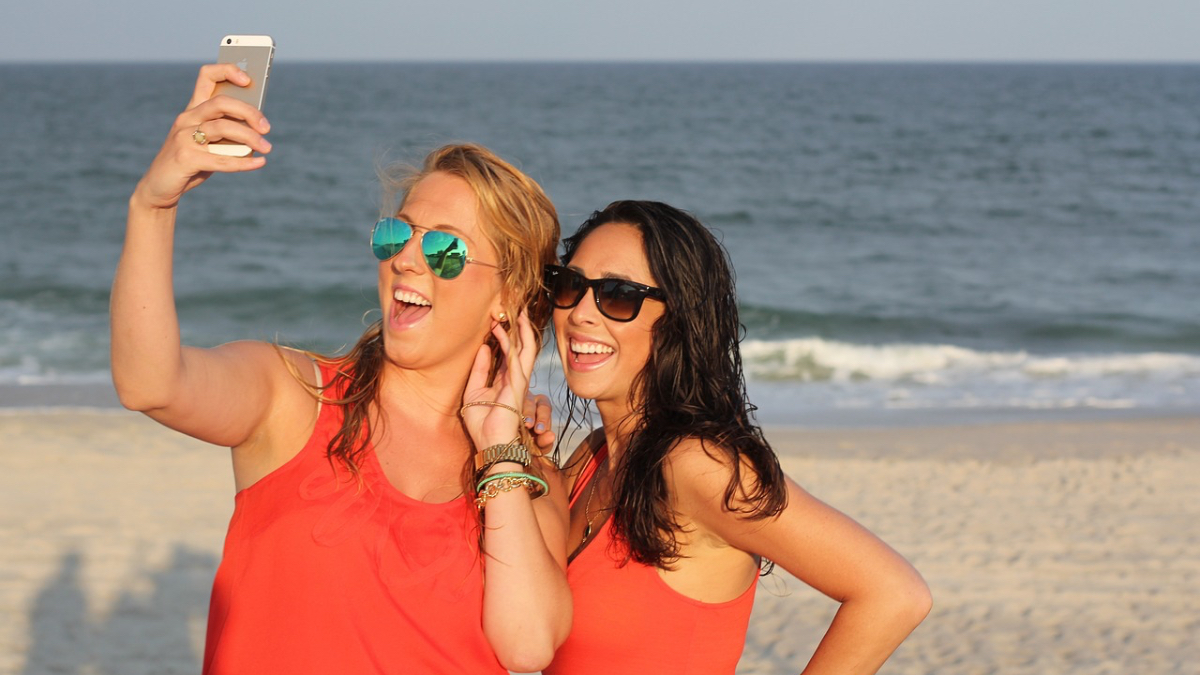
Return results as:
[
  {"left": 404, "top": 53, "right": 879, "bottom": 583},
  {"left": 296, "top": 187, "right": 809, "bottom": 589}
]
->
[{"left": 567, "top": 444, "right": 608, "bottom": 508}]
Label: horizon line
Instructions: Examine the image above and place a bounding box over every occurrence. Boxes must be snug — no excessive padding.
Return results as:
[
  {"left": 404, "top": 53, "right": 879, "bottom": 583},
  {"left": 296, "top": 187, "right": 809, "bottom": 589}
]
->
[{"left": 4, "top": 57, "right": 1200, "bottom": 66}]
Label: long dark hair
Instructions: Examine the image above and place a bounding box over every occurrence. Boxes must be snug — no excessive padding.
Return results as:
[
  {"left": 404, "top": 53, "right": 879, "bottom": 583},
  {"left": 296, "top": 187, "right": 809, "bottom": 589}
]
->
[{"left": 560, "top": 200, "right": 787, "bottom": 567}]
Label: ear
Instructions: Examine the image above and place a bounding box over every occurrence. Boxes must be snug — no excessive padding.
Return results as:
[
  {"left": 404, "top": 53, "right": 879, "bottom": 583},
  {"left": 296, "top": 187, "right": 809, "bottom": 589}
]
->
[{"left": 489, "top": 292, "right": 510, "bottom": 325}]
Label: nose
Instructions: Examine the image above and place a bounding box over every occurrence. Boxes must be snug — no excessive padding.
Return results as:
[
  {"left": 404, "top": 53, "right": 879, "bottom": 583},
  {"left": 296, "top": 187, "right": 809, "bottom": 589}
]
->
[
  {"left": 389, "top": 231, "right": 424, "bottom": 275},
  {"left": 566, "top": 286, "right": 601, "bottom": 325}
]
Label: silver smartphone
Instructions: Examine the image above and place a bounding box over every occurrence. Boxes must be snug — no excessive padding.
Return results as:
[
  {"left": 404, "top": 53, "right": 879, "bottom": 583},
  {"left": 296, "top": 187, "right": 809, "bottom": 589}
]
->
[{"left": 210, "top": 34, "right": 275, "bottom": 157}]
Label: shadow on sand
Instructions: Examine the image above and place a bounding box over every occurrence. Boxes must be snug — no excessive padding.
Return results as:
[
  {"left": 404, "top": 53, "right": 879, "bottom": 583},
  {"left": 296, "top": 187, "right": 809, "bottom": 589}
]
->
[{"left": 21, "top": 544, "right": 217, "bottom": 675}]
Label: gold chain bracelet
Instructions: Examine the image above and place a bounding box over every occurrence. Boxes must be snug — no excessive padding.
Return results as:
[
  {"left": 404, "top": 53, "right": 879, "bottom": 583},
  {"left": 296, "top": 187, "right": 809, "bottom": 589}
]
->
[{"left": 474, "top": 476, "right": 546, "bottom": 510}]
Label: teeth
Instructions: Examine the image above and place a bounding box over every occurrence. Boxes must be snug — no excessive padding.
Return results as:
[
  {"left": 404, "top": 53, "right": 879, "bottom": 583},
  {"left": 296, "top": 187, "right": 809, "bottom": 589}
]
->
[
  {"left": 571, "top": 340, "right": 614, "bottom": 355},
  {"left": 393, "top": 290, "right": 431, "bottom": 306}
]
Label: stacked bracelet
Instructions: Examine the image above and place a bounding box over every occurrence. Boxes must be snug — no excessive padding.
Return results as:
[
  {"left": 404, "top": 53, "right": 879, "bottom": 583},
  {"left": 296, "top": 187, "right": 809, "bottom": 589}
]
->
[
  {"left": 474, "top": 436, "right": 531, "bottom": 480},
  {"left": 474, "top": 472, "right": 549, "bottom": 510}
]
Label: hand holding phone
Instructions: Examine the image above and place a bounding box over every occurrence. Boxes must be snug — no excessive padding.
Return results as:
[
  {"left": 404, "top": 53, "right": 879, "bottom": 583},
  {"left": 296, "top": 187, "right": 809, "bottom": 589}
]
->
[{"left": 210, "top": 35, "right": 274, "bottom": 157}]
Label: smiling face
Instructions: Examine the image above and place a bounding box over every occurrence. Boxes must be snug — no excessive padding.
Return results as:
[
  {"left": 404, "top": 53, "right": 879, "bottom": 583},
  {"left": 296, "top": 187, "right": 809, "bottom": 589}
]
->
[
  {"left": 377, "top": 171, "right": 504, "bottom": 372},
  {"left": 552, "top": 222, "right": 665, "bottom": 417}
]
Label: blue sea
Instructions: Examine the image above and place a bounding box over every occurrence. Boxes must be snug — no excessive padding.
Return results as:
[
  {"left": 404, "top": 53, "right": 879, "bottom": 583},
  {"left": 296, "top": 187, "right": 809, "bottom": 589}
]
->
[{"left": 2, "top": 62, "right": 1198, "bottom": 426}]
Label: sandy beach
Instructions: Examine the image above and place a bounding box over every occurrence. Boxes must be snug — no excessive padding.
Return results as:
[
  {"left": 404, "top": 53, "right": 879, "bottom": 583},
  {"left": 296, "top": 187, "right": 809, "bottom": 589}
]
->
[{"left": 2, "top": 410, "right": 1197, "bottom": 675}]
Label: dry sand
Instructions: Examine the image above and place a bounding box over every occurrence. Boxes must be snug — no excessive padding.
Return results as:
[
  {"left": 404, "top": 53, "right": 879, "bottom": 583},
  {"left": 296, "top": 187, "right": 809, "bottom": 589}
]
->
[{"left": 2, "top": 410, "right": 1197, "bottom": 674}]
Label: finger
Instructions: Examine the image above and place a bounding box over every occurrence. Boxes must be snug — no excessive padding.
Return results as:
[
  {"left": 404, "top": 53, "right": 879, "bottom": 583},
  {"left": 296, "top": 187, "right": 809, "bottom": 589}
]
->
[
  {"left": 491, "top": 350, "right": 511, "bottom": 397},
  {"left": 171, "top": 125, "right": 269, "bottom": 173},
  {"left": 188, "top": 118, "right": 272, "bottom": 156},
  {"left": 464, "top": 343, "right": 492, "bottom": 400},
  {"left": 496, "top": 322, "right": 528, "bottom": 401},
  {"left": 491, "top": 321, "right": 512, "bottom": 358},
  {"left": 195, "top": 154, "right": 268, "bottom": 173},
  {"left": 184, "top": 95, "right": 271, "bottom": 136},
  {"left": 188, "top": 63, "right": 251, "bottom": 109},
  {"left": 521, "top": 394, "right": 537, "bottom": 429},
  {"left": 532, "top": 393, "right": 552, "bottom": 436},
  {"left": 534, "top": 428, "right": 557, "bottom": 456},
  {"left": 515, "top": 310, "right": 538, "bottom": 375}
]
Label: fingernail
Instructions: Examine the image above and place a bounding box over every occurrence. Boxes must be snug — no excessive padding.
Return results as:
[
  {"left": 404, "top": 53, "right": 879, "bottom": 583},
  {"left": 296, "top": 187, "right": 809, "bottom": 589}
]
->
[
  {"left": 536, "top": 423, "right": 546, "bottom": 432},
  {"left": 524, "top": 417, "right": 533, "bottom": 426},
  {"left": 259, "top": 118, "right": 271, "bottom": 132}
]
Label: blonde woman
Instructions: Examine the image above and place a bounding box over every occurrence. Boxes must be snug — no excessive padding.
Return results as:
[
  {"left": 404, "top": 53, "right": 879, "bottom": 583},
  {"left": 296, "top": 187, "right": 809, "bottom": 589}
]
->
[{"left": 111, "top": 64, "right": 569, "bottom": 674}]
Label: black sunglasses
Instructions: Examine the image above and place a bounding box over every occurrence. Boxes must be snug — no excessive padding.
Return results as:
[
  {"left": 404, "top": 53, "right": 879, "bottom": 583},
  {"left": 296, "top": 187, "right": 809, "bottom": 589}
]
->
[{"left": 544, "top": 264, "right": 665, "bottom": 322}]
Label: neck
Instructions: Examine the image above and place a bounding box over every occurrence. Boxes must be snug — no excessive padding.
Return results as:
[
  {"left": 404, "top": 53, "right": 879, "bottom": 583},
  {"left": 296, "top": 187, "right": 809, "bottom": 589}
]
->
[
  {"left": 377, "top": 359, "right": 471, "bottom": 435},
  {"left": 595, "top": 400, "right": 643, "bottom": 470}
]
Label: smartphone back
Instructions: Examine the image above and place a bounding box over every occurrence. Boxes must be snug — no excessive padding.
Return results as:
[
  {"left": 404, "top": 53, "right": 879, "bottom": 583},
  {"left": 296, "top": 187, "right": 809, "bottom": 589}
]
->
[
  {"left": 214, "top": 36, "right": 274, "bottom": 108},
  {"left": 209, "top": 35, "right": 274, "bottom": 157}
]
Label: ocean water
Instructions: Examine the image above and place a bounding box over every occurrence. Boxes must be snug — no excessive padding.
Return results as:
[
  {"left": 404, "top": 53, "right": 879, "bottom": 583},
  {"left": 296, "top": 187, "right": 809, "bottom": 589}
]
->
[{"left": 2, "top": 62, "right": 1198, "bottom": 425}]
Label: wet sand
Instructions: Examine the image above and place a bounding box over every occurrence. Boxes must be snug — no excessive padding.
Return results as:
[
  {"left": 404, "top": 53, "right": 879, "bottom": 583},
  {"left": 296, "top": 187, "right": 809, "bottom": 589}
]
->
[{"left": 2, "top": 410, "right": 1197, "bottom": 674}]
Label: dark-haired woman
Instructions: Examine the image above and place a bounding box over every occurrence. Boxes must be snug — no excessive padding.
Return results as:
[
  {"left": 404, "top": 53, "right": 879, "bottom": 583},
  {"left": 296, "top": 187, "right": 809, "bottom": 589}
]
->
[
  {"left": 110, "top": 64, "right": 570, "bottom": 674},
  {"left": 541, "top": 201, "right": 931, "bottom": 675}
]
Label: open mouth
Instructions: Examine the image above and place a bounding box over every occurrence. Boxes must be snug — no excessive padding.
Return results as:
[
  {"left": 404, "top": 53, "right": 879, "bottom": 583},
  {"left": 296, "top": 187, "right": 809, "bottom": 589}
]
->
[
  {"left": 570, "top": 338, "right": 615, "bottom": 365},
  {"left": 393, "top": 288, "right": 432, "bottom": 325}
]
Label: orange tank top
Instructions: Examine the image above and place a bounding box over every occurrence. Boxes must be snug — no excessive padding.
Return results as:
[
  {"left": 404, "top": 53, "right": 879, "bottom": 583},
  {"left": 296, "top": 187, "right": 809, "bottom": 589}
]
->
[
  {"left": 202, "top": 363, "right": 504, "bottom": 675},
  {"left": 543, "top": 445, "right": 757, "bottom": 675}
]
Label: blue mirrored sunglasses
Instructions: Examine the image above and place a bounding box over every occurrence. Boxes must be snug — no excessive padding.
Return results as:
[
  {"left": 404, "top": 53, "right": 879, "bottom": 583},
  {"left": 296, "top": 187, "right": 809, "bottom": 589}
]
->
[{"left": 370, "top": 217, "right": 498, "bottom": 280}]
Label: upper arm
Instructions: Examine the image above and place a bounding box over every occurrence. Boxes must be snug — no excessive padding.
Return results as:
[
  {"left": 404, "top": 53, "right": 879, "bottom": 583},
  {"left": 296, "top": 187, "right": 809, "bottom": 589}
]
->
[
  {"left": 141, "top": 340, "right": 307, "bottom": 448},
  {"left": 667, "top": 441, "right": 927, "bottom": 605}
]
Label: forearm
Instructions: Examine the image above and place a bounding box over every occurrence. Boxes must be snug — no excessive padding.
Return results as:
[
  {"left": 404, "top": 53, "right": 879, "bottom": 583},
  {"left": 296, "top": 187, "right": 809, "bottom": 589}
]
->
[
  {"left": 110, "top": 192, "right": 186, "bottom": 411},
  {"left": 480, "top": 477, "right": 571, "bottom": 673},
  {"left": 801, "top": 584, "right": 932, "bottom": 675}
]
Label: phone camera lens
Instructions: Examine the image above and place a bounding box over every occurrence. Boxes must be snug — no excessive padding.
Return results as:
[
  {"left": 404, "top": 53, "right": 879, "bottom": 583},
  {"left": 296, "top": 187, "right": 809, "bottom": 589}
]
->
[{"left": 226, "top": 38, "right": 233, "bottom": 45}]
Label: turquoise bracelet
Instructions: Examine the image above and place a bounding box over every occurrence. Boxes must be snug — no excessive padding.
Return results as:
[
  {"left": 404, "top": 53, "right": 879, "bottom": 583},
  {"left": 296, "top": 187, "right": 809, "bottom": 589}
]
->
[{"left": 476, "top": 471, "right": 549, "bottom": 496}]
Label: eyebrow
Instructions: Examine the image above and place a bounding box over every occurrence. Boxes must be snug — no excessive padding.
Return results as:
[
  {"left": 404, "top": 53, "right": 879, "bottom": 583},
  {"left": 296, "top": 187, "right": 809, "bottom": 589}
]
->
[{"left": 565, "top": 264, "right": 638, "bottom": 283}]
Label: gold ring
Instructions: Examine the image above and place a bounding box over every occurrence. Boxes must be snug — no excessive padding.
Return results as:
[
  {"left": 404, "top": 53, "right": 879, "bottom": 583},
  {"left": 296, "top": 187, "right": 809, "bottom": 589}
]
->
[{"left": 192, "top": 126, "right": 208, "bottom": 145}]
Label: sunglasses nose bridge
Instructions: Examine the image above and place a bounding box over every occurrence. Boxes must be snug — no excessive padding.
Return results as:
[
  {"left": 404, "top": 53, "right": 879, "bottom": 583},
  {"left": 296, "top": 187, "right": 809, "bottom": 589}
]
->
[
  {"left": 563, "top": 283, "right": 602, "bottom": 323},
  {"left": 389, "top": 230, "right": 427, "bottom": 273}
]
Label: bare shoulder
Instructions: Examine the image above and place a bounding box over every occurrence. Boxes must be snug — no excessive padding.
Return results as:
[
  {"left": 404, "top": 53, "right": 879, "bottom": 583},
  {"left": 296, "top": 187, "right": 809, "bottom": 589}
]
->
[{"left": 662, "top": 437, "right": 755, "bottom": 506}]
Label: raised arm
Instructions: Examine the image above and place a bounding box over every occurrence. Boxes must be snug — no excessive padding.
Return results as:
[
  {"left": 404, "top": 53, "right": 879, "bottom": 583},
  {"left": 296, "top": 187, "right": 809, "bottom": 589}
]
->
[
  {"left": 668, "top": 442, "right": 932, "bottom": 675},
  {"left": 461, "top": 313, "right": 572, "bottom": 673},
  {"left": 110, "top": 64, "right": 287, "bottom": 448}
]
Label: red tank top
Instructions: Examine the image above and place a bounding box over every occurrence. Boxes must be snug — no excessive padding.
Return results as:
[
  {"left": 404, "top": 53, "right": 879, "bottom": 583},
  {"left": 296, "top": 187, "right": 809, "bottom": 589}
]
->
[
  {"left": 202, "top": 363, "right": 504, "bottom": 675},
  {"left": 543, "top": 446, "right": 757, "bottom": 675}
]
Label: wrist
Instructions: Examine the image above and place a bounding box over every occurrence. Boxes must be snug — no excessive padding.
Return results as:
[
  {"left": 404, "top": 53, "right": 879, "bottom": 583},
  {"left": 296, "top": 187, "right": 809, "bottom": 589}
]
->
[
  {"left": 129, "top": 179, "right": 180, "bottom": 216},
  {"left": 477, "top": 431, "right": 521, "bottom": 449},
  {"left": 474, "top": 437, "right": 531, "bottom": 481},
  {"left": 483, "top": 460, "right": 525, "bottom": 477}
]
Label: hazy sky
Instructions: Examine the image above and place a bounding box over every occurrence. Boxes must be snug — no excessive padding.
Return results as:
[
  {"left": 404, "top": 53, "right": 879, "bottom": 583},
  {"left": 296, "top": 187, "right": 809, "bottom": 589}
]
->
[{"left": 5, "top": 0, "right": 1199, "bottom": 63}]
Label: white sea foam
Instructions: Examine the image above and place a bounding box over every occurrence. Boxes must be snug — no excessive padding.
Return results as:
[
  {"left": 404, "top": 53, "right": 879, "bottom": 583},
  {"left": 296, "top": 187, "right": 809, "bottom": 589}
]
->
[
  {"left": 740, "top": 337, "right": 1200, "bottom": 419},
  {"left": 741, "top": 338, "right": 1200, "bottom": 384}
]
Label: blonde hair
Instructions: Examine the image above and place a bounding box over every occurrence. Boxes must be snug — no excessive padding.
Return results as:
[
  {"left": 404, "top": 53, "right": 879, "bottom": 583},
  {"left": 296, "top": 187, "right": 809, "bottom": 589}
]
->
[
  {"left": 300, "top": 143, "right": 559, "bottom": 480},
  {"left": 382, "top": 143, "right": 560, "bottom": 360}
]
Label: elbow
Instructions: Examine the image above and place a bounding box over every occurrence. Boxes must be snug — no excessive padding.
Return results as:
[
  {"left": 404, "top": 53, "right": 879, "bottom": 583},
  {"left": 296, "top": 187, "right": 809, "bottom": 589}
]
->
[
  {"left": 487, "top": 615, "right": 570, "bottom": 673},
  {"left": 890, "top": 576, "right": 933, "bottom": 632},
  {"left": 112, "top": 375, "right": 183, "bottom": 415},
  {"left": 492, "top": 640, "right": 558, "bottom": 674},
  {"left": 112, "top": 379, "right": 169, "bottom": 413},
  {"left": 114, "top": 389, "right": 156, "bottom": 413}
]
